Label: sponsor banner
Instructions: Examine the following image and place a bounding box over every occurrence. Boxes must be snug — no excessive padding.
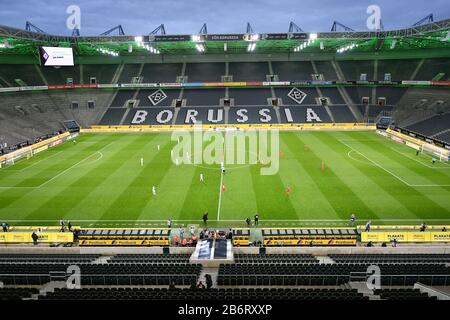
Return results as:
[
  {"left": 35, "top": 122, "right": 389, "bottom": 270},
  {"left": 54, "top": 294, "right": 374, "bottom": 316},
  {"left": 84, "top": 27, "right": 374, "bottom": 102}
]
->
[
  {"left": 405, "top": 141, "right": 420, "bottom": 150},
  {"left": 431, "top": 81, "right": 450, "bottom": 86},
  {"left": 183, "top": 82, "right": 204, "bottom": 87},
  {"left": 203, "top": 82, "right": 226, "bottom": 87},
  {"left": 0, "top": 87, "right": 21, "bottom": 92},
  {"left": 207, "top": 34, "right": 243, "bottom": 41},
  {"left": 262, "top": 81, "right": 290, "bottom": 86},
  {"left": 361, "top": 232, "right": 450, "bottom": 242},
  {"left": 153, "top": 35, "right": 191, "bottom": 42},
  {"left": 120, "top": 83, "right": 158, "bottom": 88},
  {"left": 245, "top": 81, "right": 264, "bottom": 86},
  {"left": 79, "top": 239, "right": 169, "bottom": 246},
  {"left": 224, "top": 82, "right": 247, "bottom": 87},
  {"left": 97, "top": 84, "right": 120, "bottom": 88},
  {"left": 0, "top": 232, "right": 73, "bottom": 243},
  {"left": 48, "top": 84, "right": 97, "bottom": 89},
  {"left": 401, "top": 80, "right": 431, "bottom": 85},
  {"left": 0, "top": 132, "right": 69, "bottom": 164},
  {"left": 263, "top": 239, "right": 356, "bottom": 246},
  {"left": 159, "top": 83, "right": 182, "bottom": 87},
  {"left": 33, "top": 145, "right": 48, "bottom": 154},
  {"left": 376, "top": 129, "right": 388, "bottom": 137},
  {"left": 390, "top": 135, "right": 404, "bottom": 143},
  {"left": 20, "top": 86, "right": 48, "bottom": 91}
]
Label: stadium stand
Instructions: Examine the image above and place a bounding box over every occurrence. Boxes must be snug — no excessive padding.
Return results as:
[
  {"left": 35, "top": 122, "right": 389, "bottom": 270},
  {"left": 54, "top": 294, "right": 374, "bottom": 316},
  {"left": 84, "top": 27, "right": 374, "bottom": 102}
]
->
[
  {"left": 0, "top": 253, "right": 446, "bottom": 300},
  {"left": 0, "top": 64, "right": 44, "bottom": 86},
  {"left": 228, "top": 88, "right": 272, "bottom": 106},
  {"left": 141, "top": 63, "right": 183, "bottom": 83},
  {"left": 185, "top": 63, "right": 225, "bottom": 82},
  {"left": 376, "top": 59, "right": 421, "bottom": 81},
  {"left": 374, "top": 288, "right": 437, "bottom": 300},
  {"left": 39, "top": 288, "right": 368, "bottom": 300},
  {"left": 117, "top": 64, "right": 142, "bottom": 83},
  {"left": 405, "top": 113, "right": 450, "bottom": 137},
  {"left": 338, "top": 60, "right": 374, "bottom": 81},
  {"left": 414, "top": 58, "right": 450, "bottom": 81},
  {"left": 0, "top": 91, "right": 113, "bottom": 145},
  {"left": 271, "top": 61, "right": 315, "bottom": 81},
  {"left": 41, "top": 65, "right": 80, "bottom": 85},
  {"left": 183, "top": 88, "right": 225, "bottom": 106},
  {"left": 228, "top": 62, "right": 269, "bottom": 81},
  {"left": 83, "top": 64, "right": 119, "bottom": 84},
  {"left": 313, "top": 61, "right": 338, "bottom": 80}
]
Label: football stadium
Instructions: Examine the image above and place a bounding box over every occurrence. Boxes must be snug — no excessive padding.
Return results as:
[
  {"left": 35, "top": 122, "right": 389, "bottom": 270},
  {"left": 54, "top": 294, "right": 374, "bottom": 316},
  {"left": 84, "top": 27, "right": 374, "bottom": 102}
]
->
[{"left": 0, "top": 0, "right": 449, "bottom": 311}]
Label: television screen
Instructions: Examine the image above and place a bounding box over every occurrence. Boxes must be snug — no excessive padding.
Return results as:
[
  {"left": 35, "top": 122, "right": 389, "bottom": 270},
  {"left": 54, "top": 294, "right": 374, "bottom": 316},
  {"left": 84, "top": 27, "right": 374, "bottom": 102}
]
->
[{"left": 39, "top": 47, "right": 74, "bottom": 66}]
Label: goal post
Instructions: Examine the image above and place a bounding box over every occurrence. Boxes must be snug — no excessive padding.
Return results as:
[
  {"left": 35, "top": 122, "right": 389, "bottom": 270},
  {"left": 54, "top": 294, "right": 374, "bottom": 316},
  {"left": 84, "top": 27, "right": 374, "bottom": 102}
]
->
[{"left": 420, "top": 143, "right": 450, "bottom": 162}]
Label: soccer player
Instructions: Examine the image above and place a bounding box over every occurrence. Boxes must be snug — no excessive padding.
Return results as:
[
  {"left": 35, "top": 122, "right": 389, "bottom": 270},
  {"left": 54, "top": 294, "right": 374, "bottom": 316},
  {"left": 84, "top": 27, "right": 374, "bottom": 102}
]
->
[
  {"left": 157, "top": 145, "right": 160, "bottom": 151},
  {"left": 350, "top": 214, "right": 356, "bottom": 227},
  {"left": 286, "top": 185, "right": 292, "bottom": 196},
  {"left": 202, "top": 212, "right": 208, "bottom": 225},
  {"left": 200, "top": 173, "right": 204, "bottom": 183},
  {"left": 246, "top": 217, "right": 251, "bottom": 227},
  {"left": 365, "top": 220, "right": 372, "bottom": 232},
  {"left": 152, "top": 185, "right": 157, "bottom": 196},
  {"left": 140, "top": 157, "right": 144, "bottom": 167},
  {"left": 254, "top": 213, "right": 259, "bottom": 226},
  {"left": 432, "top": 158, "right": 437, "bottom": 165}
]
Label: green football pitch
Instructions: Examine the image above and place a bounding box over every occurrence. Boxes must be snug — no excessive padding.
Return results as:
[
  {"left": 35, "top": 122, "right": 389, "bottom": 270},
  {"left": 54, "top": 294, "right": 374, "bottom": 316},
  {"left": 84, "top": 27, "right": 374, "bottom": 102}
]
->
[{"left": 0, "top": 130, "right": 449, "bottom": 228}]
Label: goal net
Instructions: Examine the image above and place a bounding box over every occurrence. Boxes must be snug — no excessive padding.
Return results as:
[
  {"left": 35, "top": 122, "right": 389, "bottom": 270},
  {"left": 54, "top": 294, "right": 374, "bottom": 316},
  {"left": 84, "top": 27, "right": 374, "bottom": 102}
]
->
[{"left": 421, "top": 143, "right": 450, "bottom": 162}]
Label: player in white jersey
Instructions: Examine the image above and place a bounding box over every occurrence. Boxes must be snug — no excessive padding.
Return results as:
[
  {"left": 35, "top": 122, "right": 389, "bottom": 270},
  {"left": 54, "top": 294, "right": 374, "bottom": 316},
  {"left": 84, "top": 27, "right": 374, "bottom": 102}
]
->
[
  {"left": 200, "top": 173, "right": 204, "bottom": 183},
  {"left": 140, "top": 157, "right": 144, "bottom": 166},
  {"left": 157, "top": 145, "right": 160, "bottom": 151},
  {"left": 152, "top": 186, "right": 157, "bottom": 196}
]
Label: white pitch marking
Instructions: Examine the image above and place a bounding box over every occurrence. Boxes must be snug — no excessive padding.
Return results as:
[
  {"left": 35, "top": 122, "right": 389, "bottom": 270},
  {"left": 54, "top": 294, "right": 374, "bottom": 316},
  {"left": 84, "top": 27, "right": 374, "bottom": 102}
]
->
[
  {"left": 0, "top": 151, "right": 64, "bottom": 173},
  {"left": 389, "top": 147, "right": 450, "bottom": 169},
  {"left": 339, "top": 140, "right": 450, "bottom": 187}
]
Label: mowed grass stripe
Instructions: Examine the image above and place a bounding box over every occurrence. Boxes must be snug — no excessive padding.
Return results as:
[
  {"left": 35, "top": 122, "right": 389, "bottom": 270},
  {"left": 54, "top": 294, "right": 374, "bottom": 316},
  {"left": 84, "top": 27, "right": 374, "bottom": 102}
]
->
[
  {"left": 248, "top": 152, "right": 298, "bottom": 220},
  {"left": 0, "top": 135, "right": 108, "bottom": 188},
  {"left": 22, "top": 134, "right": 148, "bottom": 222},
  {"left": 278, "top": 134, "right": 342, "bottom": 220},
  {"left": 289, "top": 132, "right": 378, "bottom": 220},
  {"left": 349, "top": 131, "right": 450, "bottom": 187},
  {"left": 219, "top": 165, "right": 258, "bottom": 221},
  {"left": 316, "top": 131, "right": 420, "bottom": 220},
  {"left": 0, "top": 135, "right": 115, "bottom": 221},
  {"left": 340, "top": 131, "right": 450, "bottom": 219},
  {"left": 62, "top": 134, "right": 162, "bottom": 222},
  {"left": 98, "top": 138, "right": 176, "bottom": 222},
  {"left": 178, "top": 161, "right": 221, "bottom": 222}
]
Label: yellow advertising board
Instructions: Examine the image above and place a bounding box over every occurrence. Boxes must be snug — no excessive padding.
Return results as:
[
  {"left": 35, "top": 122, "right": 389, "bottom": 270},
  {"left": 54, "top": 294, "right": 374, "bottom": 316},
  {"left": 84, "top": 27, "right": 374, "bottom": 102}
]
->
[
  {"left": 361, "top": 232, "right": 450, "bottom": 243},
  {"left": 263, "top": 239, "right": 356, "bottom": 246},
  {"left": 0, "top": 232, "right": 73, "bottom": 243},
  {"left": 79, "top": 239, "right": 169, "bottom": 246},
  {"left": 82, "top": 123, "right": 376, "bottom": 133}
]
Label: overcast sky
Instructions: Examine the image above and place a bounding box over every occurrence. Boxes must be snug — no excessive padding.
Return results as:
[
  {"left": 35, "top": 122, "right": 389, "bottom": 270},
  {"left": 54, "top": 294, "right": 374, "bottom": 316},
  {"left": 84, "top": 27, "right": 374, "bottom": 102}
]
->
[{"left": 0, "top": 0, "right": 448, "bottom": 35}]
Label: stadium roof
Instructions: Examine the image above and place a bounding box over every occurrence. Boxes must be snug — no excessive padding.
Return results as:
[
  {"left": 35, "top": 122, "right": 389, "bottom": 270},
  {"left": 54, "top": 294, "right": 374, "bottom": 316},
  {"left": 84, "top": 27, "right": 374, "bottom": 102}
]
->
[{"left": 0, "top": 18, "right": 449, "bottom": 56}]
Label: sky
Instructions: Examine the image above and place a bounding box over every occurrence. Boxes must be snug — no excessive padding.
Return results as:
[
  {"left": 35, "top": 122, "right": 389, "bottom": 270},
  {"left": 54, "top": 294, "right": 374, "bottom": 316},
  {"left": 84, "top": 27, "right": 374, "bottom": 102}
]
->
[{"left": 0, "top": 0, "right": 448, "bottom": 36}]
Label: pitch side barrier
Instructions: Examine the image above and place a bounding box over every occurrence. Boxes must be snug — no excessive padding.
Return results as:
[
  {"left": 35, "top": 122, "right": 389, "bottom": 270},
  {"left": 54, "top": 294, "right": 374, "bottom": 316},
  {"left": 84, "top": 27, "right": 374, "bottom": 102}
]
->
[
  {"left": 81, "top": 123, "right": 376, "bottom": 133},
  {"left": 378, "top": 128, "right": 450, "bottom": 161},
  {"left": 0, "top": 132, "right": 71, "bottom": 167},
  {"left": 0, "top": 80, "right": 449, "bottom": 95}
]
